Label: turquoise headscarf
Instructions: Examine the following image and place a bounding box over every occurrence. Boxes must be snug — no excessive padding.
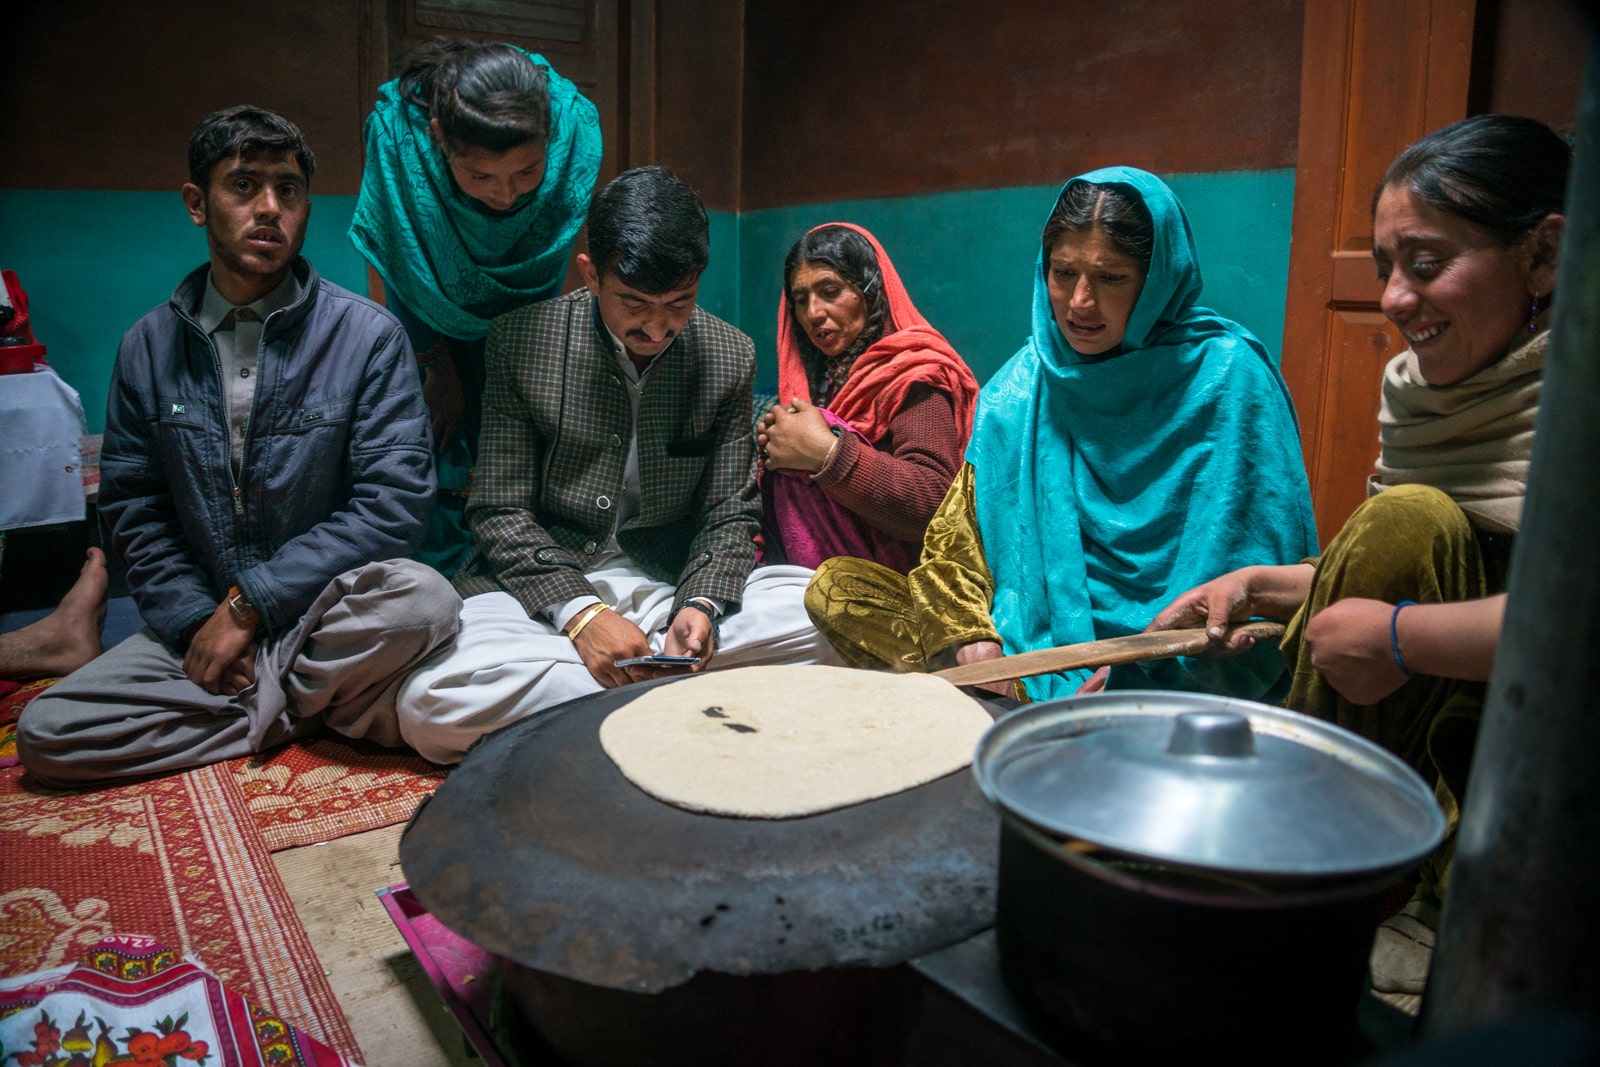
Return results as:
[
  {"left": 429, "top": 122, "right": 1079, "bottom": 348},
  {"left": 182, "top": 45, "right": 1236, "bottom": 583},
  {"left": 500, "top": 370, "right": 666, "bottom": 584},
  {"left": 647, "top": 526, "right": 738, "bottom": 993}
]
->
[
  {"left": 349, "top": 49, "right": 602, "bottom": 339},
  {"left": 968, "top": 167, "right": 1319, "bottom": 701}
]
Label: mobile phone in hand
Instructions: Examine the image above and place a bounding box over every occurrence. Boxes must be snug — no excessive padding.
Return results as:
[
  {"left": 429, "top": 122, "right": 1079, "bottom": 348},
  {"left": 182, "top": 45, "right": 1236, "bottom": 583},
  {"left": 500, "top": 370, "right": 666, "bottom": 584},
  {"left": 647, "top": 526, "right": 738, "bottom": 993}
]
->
[{"left": 613, "top": 654, "right": 699, "bottom": 667}]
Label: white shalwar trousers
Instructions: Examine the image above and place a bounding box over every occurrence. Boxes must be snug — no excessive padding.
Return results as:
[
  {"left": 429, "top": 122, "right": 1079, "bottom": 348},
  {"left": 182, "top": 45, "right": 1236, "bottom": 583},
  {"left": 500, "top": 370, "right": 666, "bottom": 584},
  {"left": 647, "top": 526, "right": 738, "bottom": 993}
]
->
[{"left": 396, "top": 562, "right": 843, "bottom": 764}]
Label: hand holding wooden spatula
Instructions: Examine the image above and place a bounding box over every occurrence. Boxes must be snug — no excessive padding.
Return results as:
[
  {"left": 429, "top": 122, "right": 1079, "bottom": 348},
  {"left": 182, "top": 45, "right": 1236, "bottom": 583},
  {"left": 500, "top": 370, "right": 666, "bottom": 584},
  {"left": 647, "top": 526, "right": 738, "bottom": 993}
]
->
[{"left": 930, "top": 620, "right": 1287, "bottom": 688}]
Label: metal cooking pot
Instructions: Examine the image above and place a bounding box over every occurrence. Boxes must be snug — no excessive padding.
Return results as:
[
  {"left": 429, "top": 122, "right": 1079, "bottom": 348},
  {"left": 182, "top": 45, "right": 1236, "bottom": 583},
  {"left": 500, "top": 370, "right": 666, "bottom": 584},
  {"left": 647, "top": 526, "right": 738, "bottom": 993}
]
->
[{"left": 972, "top": 692, "right": 1447, "bottom": 1063}]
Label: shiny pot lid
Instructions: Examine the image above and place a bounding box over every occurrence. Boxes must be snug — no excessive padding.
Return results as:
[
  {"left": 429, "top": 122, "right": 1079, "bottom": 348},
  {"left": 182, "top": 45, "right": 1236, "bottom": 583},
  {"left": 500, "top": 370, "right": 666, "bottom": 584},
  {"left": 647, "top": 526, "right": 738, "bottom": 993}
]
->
[{"left": 973, "top": 692, "right": 1446, "bottom": 878}]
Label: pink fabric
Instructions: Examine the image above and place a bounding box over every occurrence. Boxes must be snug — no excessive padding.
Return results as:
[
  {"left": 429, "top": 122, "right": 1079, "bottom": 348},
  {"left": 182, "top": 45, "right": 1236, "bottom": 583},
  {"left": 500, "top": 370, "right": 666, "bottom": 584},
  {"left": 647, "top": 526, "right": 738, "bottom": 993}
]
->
[
  {"left": 0, "top": 935, "right": 355, "bottom": 1067},
  {"left": 764, "top": 410, "right": 918, "bottom": 573}
]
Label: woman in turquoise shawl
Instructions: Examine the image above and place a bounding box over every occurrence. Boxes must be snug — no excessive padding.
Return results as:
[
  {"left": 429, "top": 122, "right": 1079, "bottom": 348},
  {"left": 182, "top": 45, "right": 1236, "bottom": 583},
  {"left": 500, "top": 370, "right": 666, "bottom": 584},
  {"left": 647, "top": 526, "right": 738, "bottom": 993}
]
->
[
  {"left": 806, "top": 166, "right": 1318, "bottom": 702},
  {"left": 350, "top": 38, "right": 602, "bottom": 574}
]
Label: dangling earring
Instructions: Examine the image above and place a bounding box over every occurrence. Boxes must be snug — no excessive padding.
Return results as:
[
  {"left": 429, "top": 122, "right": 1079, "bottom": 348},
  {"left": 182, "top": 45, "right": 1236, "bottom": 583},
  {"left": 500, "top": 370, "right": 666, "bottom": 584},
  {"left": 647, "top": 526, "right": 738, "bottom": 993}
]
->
[{"left": 1527, "top": 295, "right": 1543, "bottom": 333}]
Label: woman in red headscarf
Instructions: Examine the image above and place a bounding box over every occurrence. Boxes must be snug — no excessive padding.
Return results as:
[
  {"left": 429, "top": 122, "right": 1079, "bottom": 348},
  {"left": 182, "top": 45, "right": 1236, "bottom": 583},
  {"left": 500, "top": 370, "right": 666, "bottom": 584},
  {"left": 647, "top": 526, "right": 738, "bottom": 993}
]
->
[{"left": 757, "top": 223, "right": 979, "bottom": 573}]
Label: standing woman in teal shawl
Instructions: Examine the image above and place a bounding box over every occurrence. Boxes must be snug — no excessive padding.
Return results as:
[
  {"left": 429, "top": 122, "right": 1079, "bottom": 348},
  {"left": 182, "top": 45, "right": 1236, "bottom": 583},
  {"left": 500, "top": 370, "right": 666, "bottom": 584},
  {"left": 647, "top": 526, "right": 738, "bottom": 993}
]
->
[
  {"left": 350, "top": 38, "right": 602, "bottom": 574},
  {"left": 806, "top": 167, "right": 1318, "bottom": 701}
]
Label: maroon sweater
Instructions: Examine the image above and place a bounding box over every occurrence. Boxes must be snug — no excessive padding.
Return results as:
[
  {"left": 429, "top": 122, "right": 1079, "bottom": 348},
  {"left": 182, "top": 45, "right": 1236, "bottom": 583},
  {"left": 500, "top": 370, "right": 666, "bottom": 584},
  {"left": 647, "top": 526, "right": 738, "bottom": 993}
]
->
[{"left": 812, "top": 384, "right": 963, "bottom": 545}]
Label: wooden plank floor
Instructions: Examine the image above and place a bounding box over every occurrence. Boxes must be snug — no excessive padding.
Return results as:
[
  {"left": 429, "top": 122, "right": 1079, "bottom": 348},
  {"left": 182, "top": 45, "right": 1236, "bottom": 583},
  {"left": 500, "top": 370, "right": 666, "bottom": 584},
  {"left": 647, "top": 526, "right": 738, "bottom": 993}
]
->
[{"left": 273, "top": 823, "right": 480, "bottom": 1067}]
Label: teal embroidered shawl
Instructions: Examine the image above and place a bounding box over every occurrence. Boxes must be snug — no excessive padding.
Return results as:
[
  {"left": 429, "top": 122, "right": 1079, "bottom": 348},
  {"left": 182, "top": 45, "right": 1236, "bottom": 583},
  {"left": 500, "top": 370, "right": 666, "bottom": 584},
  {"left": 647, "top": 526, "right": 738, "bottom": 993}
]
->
[
  {"left": 349, "top": 49, "right": 602, "bottom": 339},
  {"left": 969, "top": 167, "right": 1319, "bottom": 701}
]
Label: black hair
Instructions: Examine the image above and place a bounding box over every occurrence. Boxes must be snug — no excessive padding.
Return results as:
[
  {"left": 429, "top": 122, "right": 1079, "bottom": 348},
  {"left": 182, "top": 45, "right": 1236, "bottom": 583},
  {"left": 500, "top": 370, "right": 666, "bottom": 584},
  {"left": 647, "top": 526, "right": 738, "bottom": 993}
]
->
[
  {"left": 1040, "top": 181, "right": 1154, "bottom": 272},
  {"left": 1377, "top": 114, "right": 1571, "bottom": 246},
  {"left": 586, "top": 166, "right": 710, "bottom": 293},
  {"left": 399, "top": 37, "right": 549, "bottom": 154},
  {"left": 188, "top": 105, "right": 316, "bottom": 188},
  {"left": 782, "top": 225, "right": 891, "bottom": 396}
]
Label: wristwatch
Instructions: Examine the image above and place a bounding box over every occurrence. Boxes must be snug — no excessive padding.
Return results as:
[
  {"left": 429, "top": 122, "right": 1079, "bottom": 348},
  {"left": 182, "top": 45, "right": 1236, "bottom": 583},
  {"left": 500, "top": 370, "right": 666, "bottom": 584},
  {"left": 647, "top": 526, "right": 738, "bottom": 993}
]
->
[
  {"left": 673, "top": 599, "right": 722, "bottom": 651},
  {"left": 226, "top": 584, "right": 260, "bottom": 628}
]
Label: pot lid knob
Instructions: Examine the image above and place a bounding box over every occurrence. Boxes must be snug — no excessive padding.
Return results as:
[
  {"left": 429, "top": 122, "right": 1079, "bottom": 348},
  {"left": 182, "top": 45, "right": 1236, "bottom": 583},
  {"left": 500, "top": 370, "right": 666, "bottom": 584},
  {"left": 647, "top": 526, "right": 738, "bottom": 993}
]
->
[{"left": 1167, "top": 711, "right": 1256, "bottom": 758}]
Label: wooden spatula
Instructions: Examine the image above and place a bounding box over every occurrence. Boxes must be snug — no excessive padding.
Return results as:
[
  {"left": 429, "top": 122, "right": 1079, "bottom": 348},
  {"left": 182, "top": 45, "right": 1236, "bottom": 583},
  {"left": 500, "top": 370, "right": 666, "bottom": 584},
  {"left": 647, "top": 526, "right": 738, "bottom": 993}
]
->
[{"left": 930, "top": 621, "right": 1287, "bottom": 687}]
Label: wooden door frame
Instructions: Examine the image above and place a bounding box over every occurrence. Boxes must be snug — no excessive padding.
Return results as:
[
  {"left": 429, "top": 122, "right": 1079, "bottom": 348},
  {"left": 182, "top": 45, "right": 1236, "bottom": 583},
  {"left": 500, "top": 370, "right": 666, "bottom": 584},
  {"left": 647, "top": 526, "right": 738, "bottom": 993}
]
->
[{"left": 1280, "top": 0, "right": 1479, "bottom": 542}]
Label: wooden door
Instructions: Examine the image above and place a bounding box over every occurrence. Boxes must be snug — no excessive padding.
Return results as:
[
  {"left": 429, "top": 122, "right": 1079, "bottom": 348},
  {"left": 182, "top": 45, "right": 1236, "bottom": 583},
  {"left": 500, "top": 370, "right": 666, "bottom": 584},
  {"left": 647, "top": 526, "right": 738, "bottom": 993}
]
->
[
  {"left": 1280, "top": 0, "right": 1479, "bottom": 545},
  {"left": 357, "top": 0, "right": 658, "bottom": 296}
]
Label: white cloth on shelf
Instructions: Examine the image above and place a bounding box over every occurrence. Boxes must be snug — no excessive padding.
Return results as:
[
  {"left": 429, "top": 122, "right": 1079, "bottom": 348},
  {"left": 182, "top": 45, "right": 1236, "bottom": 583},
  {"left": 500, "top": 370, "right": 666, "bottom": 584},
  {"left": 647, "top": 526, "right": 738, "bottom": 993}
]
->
[{"left": 0, "top": 365, "right": 87, "bottom": 529}]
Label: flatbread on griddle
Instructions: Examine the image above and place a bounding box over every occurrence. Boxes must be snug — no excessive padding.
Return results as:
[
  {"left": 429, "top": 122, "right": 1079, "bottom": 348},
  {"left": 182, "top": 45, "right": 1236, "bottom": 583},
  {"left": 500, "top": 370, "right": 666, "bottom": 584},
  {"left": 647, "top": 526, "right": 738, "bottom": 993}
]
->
[{"left": 599, "top": 665, "right": 992, "bottom": 818}]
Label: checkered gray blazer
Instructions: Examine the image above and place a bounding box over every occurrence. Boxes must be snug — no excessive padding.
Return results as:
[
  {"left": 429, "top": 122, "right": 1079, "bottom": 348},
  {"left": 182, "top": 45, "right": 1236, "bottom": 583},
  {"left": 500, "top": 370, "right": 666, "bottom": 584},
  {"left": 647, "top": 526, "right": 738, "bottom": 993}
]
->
[{"left": 453, "top": 290, "right": 760, "bottom": 618}]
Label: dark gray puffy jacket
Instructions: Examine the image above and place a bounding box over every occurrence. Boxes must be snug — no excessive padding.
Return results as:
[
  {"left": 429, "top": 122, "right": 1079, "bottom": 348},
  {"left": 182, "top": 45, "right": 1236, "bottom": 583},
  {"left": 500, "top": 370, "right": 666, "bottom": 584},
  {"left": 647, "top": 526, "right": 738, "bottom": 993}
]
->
[{"left": 100, "top": 258, "right": 434, "bottom": 646}]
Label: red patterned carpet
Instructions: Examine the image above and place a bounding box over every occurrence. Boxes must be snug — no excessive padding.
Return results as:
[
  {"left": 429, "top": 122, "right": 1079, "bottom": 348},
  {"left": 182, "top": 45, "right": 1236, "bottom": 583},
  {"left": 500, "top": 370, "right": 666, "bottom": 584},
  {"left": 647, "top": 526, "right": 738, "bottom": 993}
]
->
[
  {"left": 0, "top": 678, "right": 55, "bottom": 768},
  {"left": 0, "top": 763, "right": 363, "bottom": 1063},
  {"left": 227, "top": 736, "right": 447, "bottom": 852},
  {"left": 0, "top": 677, "right": 451, "bottom": 1064},
  {"left": 5, "top": 679, "right": 447, "bottom": 849}
]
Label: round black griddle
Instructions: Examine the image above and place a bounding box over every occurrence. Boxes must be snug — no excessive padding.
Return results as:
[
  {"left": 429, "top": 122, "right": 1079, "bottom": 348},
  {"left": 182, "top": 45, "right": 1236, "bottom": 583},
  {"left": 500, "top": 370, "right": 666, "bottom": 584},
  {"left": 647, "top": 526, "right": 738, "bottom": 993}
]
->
[{"left": 400, "top": 672, "right": 1002, "bottom": 995}]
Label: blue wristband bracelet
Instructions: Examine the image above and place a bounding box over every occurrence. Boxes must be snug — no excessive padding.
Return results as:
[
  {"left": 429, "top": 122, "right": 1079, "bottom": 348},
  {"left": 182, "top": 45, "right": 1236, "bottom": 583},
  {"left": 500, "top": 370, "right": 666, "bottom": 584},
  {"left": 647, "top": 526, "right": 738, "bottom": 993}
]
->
[{"left": 1390, "top": 600, "right": 1417, "bottom": 679}]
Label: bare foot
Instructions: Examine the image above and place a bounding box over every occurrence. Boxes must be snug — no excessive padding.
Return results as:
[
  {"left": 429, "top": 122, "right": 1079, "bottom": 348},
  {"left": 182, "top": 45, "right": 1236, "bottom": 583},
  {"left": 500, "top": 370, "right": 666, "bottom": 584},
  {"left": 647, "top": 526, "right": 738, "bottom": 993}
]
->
[{"left": 0, "top": 548, "right": 109, "bottom": 680}]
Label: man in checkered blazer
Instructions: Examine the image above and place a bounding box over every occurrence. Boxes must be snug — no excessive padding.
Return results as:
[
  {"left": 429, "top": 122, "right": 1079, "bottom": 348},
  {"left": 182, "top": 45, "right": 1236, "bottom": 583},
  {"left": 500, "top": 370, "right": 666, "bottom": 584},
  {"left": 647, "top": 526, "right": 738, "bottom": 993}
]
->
[{"left": 396, "top": 167, "right": 841, "bottom": 763}]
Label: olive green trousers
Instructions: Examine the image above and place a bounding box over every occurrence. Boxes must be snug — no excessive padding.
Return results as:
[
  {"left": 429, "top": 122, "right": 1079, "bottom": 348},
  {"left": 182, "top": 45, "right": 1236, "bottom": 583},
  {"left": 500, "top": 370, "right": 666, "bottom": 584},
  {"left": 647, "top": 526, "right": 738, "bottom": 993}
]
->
[{"left": 1282, "top": 483, "right": 1513, "bottom": 901}]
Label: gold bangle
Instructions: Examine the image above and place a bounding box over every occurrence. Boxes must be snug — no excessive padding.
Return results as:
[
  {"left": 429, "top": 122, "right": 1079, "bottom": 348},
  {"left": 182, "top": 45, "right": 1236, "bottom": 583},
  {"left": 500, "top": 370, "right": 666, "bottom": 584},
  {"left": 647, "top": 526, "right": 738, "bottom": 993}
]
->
[
  {"left": 813, "top": 432, "right": 842, "bottom": 474},
  {"left": 565, "top": 603, "right": 609, "bottom": 642}
]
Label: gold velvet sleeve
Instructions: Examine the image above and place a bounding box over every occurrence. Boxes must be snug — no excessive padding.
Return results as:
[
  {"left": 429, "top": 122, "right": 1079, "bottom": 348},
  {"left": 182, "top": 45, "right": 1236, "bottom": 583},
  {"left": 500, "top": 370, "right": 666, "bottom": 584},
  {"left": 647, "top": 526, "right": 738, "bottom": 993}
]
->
[{"left": 908, "top": 462, "right": 1003, "bottom": 665}]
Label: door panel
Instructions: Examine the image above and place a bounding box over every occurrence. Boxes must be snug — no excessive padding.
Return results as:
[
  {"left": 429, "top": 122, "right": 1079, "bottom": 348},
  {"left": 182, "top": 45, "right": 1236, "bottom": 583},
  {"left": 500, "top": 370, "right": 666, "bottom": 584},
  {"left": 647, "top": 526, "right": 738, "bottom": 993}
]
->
[
  {"left": 377, "top": 0, "right": 623, "bottom": 178},
  {"left": 1282, "top": 0, "right": 1477, "bottom": 544}
]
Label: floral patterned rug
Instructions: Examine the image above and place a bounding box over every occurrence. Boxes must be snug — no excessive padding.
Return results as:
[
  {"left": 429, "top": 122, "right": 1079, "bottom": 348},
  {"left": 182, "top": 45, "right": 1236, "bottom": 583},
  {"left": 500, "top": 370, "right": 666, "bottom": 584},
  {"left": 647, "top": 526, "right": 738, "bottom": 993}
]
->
[
  {"left": 4, "top": 677, "right": 448, "bottom": 850},
  {"left": 0, "top": 764, "right": 362, "bottom": 1063},
  {"left": 0, "top": 679, "right": 55, "bottom": 769},
  {"left": 227, "top": 737, "right": 448, "bottom": 853}
]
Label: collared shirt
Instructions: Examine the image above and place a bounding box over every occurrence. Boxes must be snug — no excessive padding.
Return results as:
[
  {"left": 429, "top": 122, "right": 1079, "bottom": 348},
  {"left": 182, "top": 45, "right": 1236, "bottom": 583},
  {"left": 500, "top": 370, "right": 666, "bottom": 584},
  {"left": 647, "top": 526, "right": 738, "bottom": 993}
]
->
[
  {"left": 602, "top": 322, "right": 649, "bottom": 549},
  {"left": 195, "top": 270, "right": 302, "bottom": 475}
]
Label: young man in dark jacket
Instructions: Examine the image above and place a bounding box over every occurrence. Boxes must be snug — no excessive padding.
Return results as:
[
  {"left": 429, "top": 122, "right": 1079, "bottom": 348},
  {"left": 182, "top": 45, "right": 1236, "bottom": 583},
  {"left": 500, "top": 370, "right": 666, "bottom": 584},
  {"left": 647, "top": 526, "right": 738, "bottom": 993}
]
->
[{"left": 17, "top": 106, "right": 461, "bottom": 787}]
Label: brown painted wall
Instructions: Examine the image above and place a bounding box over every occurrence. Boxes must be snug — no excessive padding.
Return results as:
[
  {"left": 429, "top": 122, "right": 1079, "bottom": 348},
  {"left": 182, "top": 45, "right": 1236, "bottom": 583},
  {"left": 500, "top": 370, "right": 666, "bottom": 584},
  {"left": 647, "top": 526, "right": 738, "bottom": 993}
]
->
[
  {"left": 5, "top": 0, "right": 368, "bottom": 195},
  {"left": 739, "top": 0, "right": 1306, "bottom": 211},
  {"left": 5, "top": 0, "right": 745, "bottom": 209},
  {"left": 1485, "top": 0, "right": 1590, "bottom": 133},
  {"left": 653, "top": 0, "right": 744, "bottom": 211},
  {"left": 4, "top": 0, "right": 1586, "bottom": 207}
]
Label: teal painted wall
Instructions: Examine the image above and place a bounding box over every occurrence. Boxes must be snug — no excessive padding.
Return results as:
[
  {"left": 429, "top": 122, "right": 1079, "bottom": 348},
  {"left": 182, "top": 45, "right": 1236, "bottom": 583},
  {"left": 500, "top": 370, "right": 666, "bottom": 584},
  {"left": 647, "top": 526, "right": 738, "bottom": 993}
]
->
[
  {"left": 737, "top": 170, "right": 1297, "bottom": 390},
  {"left": 700, "top": 209, "right": 742, "bottom": 329},
  {"left": 0, "top": 191, "right": 368, "bottom": 433},
  {"left": 1, "top": 172, "right": 1291, "bottom": 430}
]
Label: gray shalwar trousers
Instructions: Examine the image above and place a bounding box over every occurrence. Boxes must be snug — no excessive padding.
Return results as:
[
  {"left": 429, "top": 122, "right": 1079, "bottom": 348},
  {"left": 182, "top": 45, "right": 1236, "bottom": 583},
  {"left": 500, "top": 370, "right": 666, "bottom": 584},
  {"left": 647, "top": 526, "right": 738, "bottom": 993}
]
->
[{"left": 17, "top": 559, "right": 461, "bottom": 787}]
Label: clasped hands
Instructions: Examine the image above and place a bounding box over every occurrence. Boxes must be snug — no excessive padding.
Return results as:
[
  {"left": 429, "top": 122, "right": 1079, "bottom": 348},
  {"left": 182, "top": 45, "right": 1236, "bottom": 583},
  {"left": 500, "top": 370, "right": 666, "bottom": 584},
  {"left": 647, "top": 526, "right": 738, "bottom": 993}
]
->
[{"left": 758, "top": 397, "right": 837, "bottom": 473}]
